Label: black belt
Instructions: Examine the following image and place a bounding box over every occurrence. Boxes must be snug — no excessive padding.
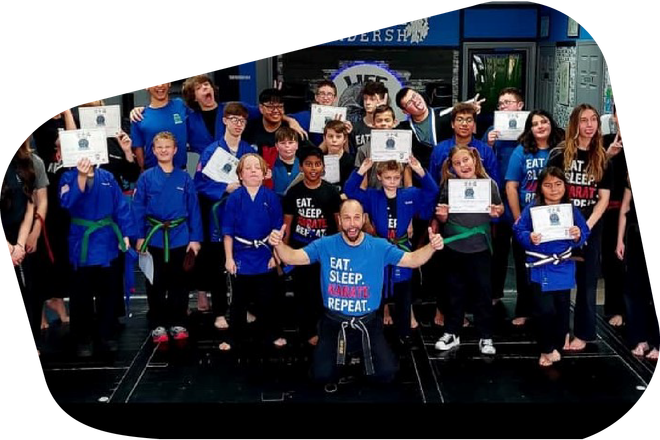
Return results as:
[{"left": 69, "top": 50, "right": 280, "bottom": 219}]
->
[{"left": 325, "top": 310, "right": 377, "bottom": 376}]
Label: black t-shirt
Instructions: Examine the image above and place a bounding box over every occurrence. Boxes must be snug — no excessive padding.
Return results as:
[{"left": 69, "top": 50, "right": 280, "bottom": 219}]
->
[
  {"left": 602, "top": 133, "right": 628, "bottom": 204},
  {"left": 548, "top": 145, "right": 613, "bottom": 217},
  {"left": 349, "top": 119, "right": 372, "bottom": 156},
  {"left": 100, "top": 137, "right": 141, "bottom": 192},
  {"left": 200, "top": 108, "right": 218, "bottom": 139},
  {"left": 386, "top": 196, "right": 398, "bottom": 240},
  {"left": 33, "top": 117, "right": 66, "bottom": 167},
  {"left": 1, "top": 160, "right": 31, "bottom": 243},
  {"left": 283, "top": 180, "right": 342, "bottom": 248},
  {"left": 243, "top": 120, "right": 289, "bottom": 156}
]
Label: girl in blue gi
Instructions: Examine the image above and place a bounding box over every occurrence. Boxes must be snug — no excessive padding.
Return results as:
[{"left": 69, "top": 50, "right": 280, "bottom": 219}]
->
[
  {"left": 133, "top": 132, "right": 203, "bottom": 343},
  {"left": 344, "top": 156, "right": 438, "bottom": 344},
  {"left": 194, "top": 102, "right": 254, "bottom": 330},
  {"left": 59, "top": 157, "right": 134, "bottom": 357},
  {"left": 433, "top": 145, "right": 504, "bottom": 355},
  {"left": 513, "top": 167, "right": 589, "bottom": 367},
  {"left": 222, "top": 153, "right": 287, "bottom": 351}
]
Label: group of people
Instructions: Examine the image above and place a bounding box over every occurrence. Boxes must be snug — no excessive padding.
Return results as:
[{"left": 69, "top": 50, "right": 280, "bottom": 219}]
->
[{"left": 2, "top": 72, "right": 657, "bottom": 387}]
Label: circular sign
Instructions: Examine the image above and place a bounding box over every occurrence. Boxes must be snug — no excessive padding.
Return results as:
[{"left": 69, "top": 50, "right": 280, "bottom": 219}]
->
[{"left": 331, "top": 62, "right": 406, "bottom": 123}]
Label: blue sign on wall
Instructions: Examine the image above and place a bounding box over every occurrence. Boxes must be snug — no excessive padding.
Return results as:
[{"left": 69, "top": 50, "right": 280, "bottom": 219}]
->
[{"left": 326, "top": 11, "right": 460, "bottom": 47}]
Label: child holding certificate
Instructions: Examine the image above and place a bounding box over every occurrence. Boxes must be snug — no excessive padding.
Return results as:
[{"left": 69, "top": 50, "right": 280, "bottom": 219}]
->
[
  {"left": 323, "top": 120, "right": 354, "bottom": 193},
  {"left": 344, "top": 156, "right": 438, "bottom": 345},
  {"left": 512, "top": 167, "right": 589, "bottom": 367},
  {"left": 433, "top": 145, "right": 503, "bottom": 355},
  {"left": 133, "top": 132, "right": 203, "bottom": 344},
  {"left": 222, "top": 154, "right": 287, "bottom": 352}
]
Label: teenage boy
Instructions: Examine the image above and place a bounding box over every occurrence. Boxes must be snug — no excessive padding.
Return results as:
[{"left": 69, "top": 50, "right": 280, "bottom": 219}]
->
[
  {"left": 348, "top": 81, "right": 389, "bottom": 156},
  {"left": 290, "top": 80, "right": 340, "bottom": 147},
  {"left": 323, "top": 120, "right": 354, "bottom": 192},
  {"left": 283, "top": 147, "right": 342, "bottom": 345},
  {"left": 130, "top": 83, "right": 189, "bottom": 170},
  {"left": 272, "top": 126, "right": 302, "bottom": 198}
]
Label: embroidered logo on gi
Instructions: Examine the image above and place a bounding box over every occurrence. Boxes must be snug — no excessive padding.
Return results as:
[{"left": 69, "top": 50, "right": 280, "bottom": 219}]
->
[
  {"left": 173, "top": 113, "right": 183, "bottom": 124},
  {"left": 404, "top": 201, "right": 413, "bottom": 205},
  {"left": 176, "top": 186, "right": 184, "bottom": 191}
]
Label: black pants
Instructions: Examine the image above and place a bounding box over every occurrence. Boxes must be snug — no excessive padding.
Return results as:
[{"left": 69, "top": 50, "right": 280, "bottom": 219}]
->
[
  {"left": 190, "top": 241, "right": 228, "bottom": 316},
  {"left": 573, "top": 219, "right": 603, "bottom": 341},
  {"left": 293, "top": 264, "right": 323, "bottom": 340},
  {"left": 382, "top": 280, "right": 413, "bottom": 340},
  {"left": 623, "top": 224, "right": 660, "bottom": 347},
  {"left": 70, "top": 258, "right": 122, "bottom": 344},
  {"left": 531, "top": 283, "right": 570, "bottom": 354},
  {"left": 512, "top": 239, "right": 534, "bottom": 318},
  {"left": 145, "top": 246, "right": 188, "bottom": 329},
  {"left": 602, "top": 208, "right": 626, "bottom": 317},
  {"left": 444, "top": 248, "right": 493, "bottom": 339},
  {"left": 16, "top": 258, "right": 41, "bottom": 349},
  {"left": 312, "top": 312, "right": 398, "bottom": 384},
  {"left": 491, "top": 222, "right": 512, "bottom": 301},
  {"left": 227, "top": 271, "right": 284, "bottom": 348}
]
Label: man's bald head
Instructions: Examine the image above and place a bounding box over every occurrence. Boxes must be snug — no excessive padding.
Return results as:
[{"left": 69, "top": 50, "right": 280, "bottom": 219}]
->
[{"left": 339, "top": 199, "right": 364, "bottom": 216}]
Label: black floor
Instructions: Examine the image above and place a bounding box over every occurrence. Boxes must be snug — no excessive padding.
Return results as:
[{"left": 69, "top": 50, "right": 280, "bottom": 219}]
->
[{"left": 38, "top": 270, "right": 657, "bottom": 438}]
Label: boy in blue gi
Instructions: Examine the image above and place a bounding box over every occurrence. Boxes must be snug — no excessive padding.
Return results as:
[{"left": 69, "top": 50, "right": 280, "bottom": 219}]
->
[
  {"left": 59, "top": 157, "right": 134, "bottom": 356},
  {"left": 194, "top": 102, "right": 254, "bottom": 330},
  {"left": 133, "top": 132, "right": 203, "bottom": 343},
  {"left": 513, "top": 167, "right": 589, "bottom": 367},
  {"left": 222, "top": 153, "right": 287, "bottom": 351},
  {"left": 344, "top": 156, "right": 438, "bottom": 344},
  {"left": 272, "top": 126, "right": 301, "bottom": 198},
  {"left": 268, "top": 199, "right": 444, "bottom": 384},
  {"left": 130, "top": 83, "right": 190, "bottom": 171}
]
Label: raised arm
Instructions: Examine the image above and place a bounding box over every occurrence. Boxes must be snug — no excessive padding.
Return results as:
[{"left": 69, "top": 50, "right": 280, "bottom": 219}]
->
[
  {"left": 397, "top": 227, "right": 443, "bottom": 268},
  {"left": 269, "top": 224, "right": 310, "bottom": 266}
]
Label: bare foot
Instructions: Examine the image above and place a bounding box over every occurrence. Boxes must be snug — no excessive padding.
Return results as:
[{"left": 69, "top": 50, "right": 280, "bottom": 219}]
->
[
  {"left": 539, "top": 353, "right": 553, "bottom": 367},
  {"left": 40, "top": 308, "right": 49, "bottom": 330},
  {"left": 273, "top": 338, "right": 287, "bottom": 347},
  {"left": 308, "top": 335, "right": 319, "bottom": 346},
  {"left": 197, "top": 291, "right": 210, "bottom": 312},
  {"left": 47, "top": 298, "right": 69, "bottom": 323},
  {"left": 410, "top": 308, "right": 418, "bottom": 329},
  {"left": 646, "top": 348, "right": 659, "bottom": 361},
  {"left": 608, "top": 315, "right": 623, "bottom": 327},
  {"left": 512, "top": 317, "right": 527, "bottom": 327},
  {"left": 463, "top": 317, "right": 470, "bottom": 328},
  {"left": 566, "top": 337, "right": 587, "bottom": 351},
  {"left": 632, "top": 342, "right": 649, "bottom": 357},
  {"left": 383, "top": 304, "right": 393, "bottom": 326},
  {"left": 434, "top": 309, "right": 444, "bottom": 326},
  {"left": 563, "top": 334, "right": 571, "bottom": 351},
  {"left": 548, "top": 349, "right": 561, "bottom": 362},
  {"left": 214, "top": 316, "right": 229, "bottom": 330},
  {"left": 246, "top": 311, "right": 256, "bottom": 323},
  {"left": 218, "top": 342, "right": 231, "bottom": 351}
]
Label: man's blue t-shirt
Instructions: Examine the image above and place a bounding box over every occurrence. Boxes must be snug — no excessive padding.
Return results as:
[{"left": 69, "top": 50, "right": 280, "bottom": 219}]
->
[
  {"left": 302, "top": 233, "right": 405, "bottom": 317},
  {"left": 505, "top": 146, "right": 550, "bottom": 210},
  {"left": 130, "top": 98, "right": 189, "bottom": 169}
]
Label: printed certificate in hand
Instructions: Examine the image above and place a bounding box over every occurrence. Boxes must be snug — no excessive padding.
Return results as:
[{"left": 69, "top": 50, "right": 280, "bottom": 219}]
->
[
  {"left": 309, "top": 104, "right": 347, "bottom": 133},
  {"left": 494, "top": 111, "right": 530, "bottom": 141},
  {"left": 139, "top": 251, "right": 154, "bottom": 285},
  {"left": 370, "top": 130, "right": 412, "bottom": 163},
  {"left": 60, "top": 129, "right": 109, "bottom": 168},
  {"left": 448, "top": 179, "right": 491, "bottom": 213},
  {"left": 530, "top": 203, "right": 574, "bottom": 243},
  {"left": 79, "top": 105, "right": 121, "bottom": 137},
  {"left": 323, "top": 154, "right": 340, "bottom": 184},
  {"left": 202, "top": 147, "right": 240, "bottom": 184}
]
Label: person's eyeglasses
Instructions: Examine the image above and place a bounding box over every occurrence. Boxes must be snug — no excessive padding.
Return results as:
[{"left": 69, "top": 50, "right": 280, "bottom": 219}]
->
[
  {"left": 404, "top": 93, "right": 421, "bottom": 108},
  {"left": 227, "top": 116, "right": 247, "bottom": 126},
  {"left": 316, "top": 91, "right": 335, "bottom": 98},
  {"left": 455, "top": 117, "right": 474, "bottom": 125},
  {"left": 497, "top": 100, "right": 519, "bottom": 109},
  {"left": 262, "top": 103, "right": 284, "bottom": 112}
]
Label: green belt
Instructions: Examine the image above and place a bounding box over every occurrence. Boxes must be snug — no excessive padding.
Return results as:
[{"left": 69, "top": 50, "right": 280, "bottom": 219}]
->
[
  {"left": 141, "top": 216, "right": 186, "bottom": 263},
  {"left": 211, "top": 194, "right": 230, "bottom": 234},
  {"left": 388, "top": 234, "right": 411, "bottom": 252},
  {"left": 70, "top": 216, "right": 126, "bottom": 265},
  {"left": 442, "top": 222, "right": 492, "bottom": 254}
]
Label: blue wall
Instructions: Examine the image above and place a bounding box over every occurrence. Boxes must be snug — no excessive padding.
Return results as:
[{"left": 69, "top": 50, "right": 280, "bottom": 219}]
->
[
  {"left": 238, "top": 62, "right": 257, "bottom": 104},
  {"left": 541, "top": 6, "right": 594, "bottom": 42},
  {"left": 463, "top": 8, "right": 538, "bottom": 39}
]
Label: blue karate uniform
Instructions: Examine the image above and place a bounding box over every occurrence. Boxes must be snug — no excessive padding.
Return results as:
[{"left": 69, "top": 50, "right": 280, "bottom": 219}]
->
[
  {"left": 271, "top": 156, "right": 300, "bottom": 198},
  {"left": 222, "top": 186, "right": 283, "bottom": 275},
  {"left": 59, "top": 168, "right": 135, "bottom": 269},
  {"left": 132, "top": 166, "right": 203, "bottom": 250},
  {"left": 187, "top": 103, "right": 261, "bottom": 154}
]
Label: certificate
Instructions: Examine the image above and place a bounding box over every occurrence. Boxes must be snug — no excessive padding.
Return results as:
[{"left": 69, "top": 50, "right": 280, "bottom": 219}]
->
[
  {"left": 493, "top": 111, "right": 530, "bottom": 141},
  {"left": 139, "top": 251, "right": 154, "bottom": 285},
  {"left": 310, "top": 104, "right": 347, "bottom": 134},
  {"left": 202, "top": 147, "right": 240, "bottom": 184},
  {"left": 323, "top": 154, "right": 340, "bottom": 184},
  {"left": 59, "top": 129, "right": 109, "bottom": 168},
  {"left": 79, "top": 105, "right": 121, "bottom": 137},
  {"left": 530, "top": 203, "right": 574, "bottom": 243},
  {"left": 370, "top": 130, "right": 412, "bottom": 163},
  {"left": 448, "top": 179, "right": 491, "bottom": 214}
]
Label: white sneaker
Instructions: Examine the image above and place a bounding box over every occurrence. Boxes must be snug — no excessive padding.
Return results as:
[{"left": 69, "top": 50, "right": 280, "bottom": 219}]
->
[
  {"left": 435, "top": 333, "right": 460, "bottom": 351},
  {"left": 479, "top": 338, "right": 496, "bottom": 355}
]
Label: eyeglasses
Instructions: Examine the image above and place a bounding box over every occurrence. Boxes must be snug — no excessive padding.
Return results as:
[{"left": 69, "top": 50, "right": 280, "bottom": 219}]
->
[
  {"left": 226, "top": 116, "right": 247, "bottom": 126},
  {"left": 316, "top": 91, "right": 335, "bottom": 98},
  {"left": 404, "top": 93, "right": 422, "bottom": 108},
  {"left": 455, "top": 117, "right": 474, "bottom": 125},
  {"left": 497, "top": 100, "right": 519, "bottom": 109},
  {"left": 262, "top": 103, "right": 284, "bottom": 112}
]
